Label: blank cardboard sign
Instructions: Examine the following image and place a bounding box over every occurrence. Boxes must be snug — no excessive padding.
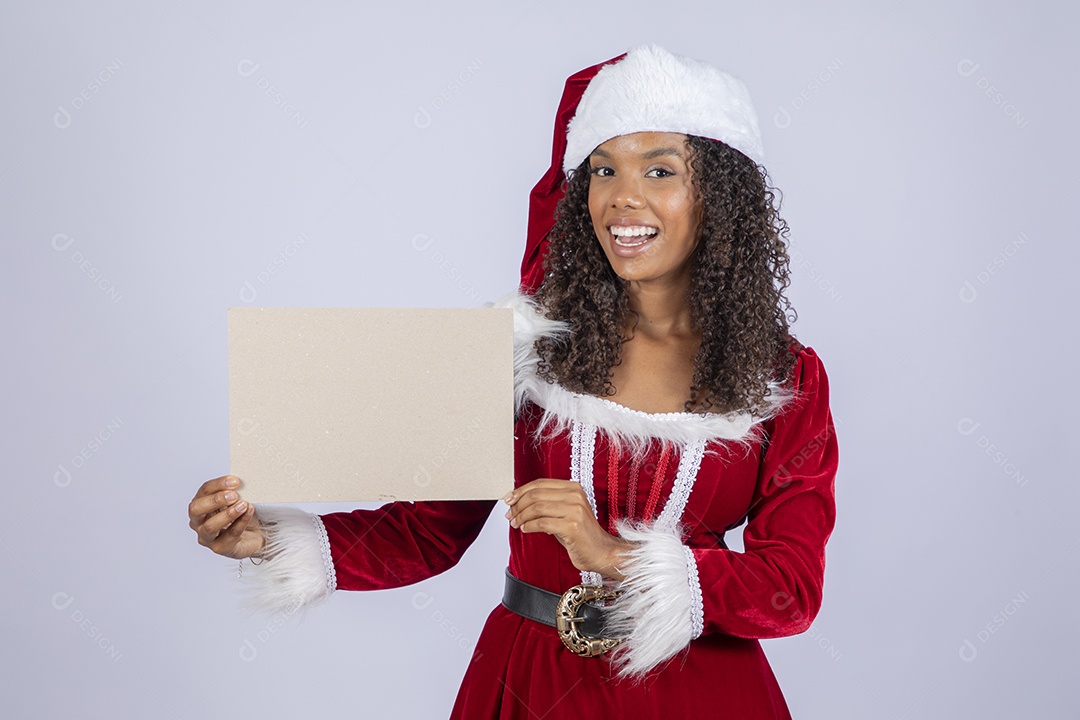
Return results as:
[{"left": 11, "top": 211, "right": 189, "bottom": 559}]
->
[{"left": 228, "top": 306, "right": 514, "bottom": 503}]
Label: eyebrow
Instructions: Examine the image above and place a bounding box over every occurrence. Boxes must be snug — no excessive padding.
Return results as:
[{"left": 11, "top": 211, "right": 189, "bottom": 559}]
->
[{"left": 590, "top": 147, "right": 684, "bottom": 160}]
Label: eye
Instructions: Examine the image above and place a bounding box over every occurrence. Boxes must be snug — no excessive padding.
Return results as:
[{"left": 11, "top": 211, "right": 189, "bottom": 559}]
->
[
  {"left": 589, "top": 166, "right": 614, "bottom": 177},
  {"left": 646, "top": 168, "right": 674, "bottom": 178}
]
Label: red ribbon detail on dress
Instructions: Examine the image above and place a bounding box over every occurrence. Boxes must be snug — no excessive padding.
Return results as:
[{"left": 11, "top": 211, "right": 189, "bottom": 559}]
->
[{"left": 605, "top": 440, "right": 673, "bottom": 534}]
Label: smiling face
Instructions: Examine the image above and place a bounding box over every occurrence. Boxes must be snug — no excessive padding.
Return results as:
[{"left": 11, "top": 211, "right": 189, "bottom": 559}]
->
[{"left": 587, "top": 131, "right": 704, "bottom": 286}]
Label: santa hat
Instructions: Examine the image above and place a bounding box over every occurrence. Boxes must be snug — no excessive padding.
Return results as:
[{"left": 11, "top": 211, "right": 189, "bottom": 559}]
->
[{"left": 520, "top": 44, "right": 765, "bottom": 294}]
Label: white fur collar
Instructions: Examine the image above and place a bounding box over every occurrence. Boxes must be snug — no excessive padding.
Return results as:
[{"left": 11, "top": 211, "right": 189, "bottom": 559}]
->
[{"left": 486, "top": 289, "right": 793, "bottom": 456}]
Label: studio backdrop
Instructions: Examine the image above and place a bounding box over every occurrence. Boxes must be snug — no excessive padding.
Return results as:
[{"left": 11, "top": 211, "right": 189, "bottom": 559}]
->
[{"left": 1, "top": 1, "right": 1076, "bottom": 718}]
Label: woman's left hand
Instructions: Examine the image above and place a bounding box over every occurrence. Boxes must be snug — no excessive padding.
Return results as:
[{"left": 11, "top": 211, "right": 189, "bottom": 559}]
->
[{"left": 504, "top": 478, "right": 636, "bottom": 581}]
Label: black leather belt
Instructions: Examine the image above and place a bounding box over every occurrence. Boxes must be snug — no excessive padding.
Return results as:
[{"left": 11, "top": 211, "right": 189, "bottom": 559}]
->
[
  {"left": 502, "top": 536, "right": 727, "bottom": 657},
  {"left": 501, "top": 568, "right": 611, "bottom": 638}
]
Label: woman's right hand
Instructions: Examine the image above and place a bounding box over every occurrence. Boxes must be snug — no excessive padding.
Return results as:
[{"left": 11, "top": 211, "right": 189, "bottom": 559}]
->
[{"left": 189, "top": 475, "right": 267, "bottom": 560}]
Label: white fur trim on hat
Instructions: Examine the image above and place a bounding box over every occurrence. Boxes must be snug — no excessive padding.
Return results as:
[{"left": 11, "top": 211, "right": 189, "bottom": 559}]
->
[{"left": 563, "top": 44, "right": 765, "bottom": 174}]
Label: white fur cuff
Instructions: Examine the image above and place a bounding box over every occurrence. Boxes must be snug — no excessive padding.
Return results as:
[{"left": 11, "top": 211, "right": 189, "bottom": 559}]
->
[
  {"left": 605, "top": 519, "right": 704, "bottom": 681},
  {"left": 236, "top": 504, "right": 337, "bottom": 616}
]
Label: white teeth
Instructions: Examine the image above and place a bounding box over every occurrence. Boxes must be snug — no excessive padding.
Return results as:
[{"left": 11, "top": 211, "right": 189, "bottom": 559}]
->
[
  {"left": 611, "top": 225, "right": 658, "bottom": 247},
  {"left": 610, "top": 226, "right": 658, "bottom": 238}
]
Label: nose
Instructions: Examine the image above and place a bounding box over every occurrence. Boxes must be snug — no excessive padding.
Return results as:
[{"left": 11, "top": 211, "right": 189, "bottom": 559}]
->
[{"left": 609, "top": 174, "right": 645, "bottom": 209}]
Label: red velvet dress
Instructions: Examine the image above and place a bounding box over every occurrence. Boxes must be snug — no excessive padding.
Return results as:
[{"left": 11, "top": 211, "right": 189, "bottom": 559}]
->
[{"left": 310, "top": 342, "right": 838, "bottom": 719}]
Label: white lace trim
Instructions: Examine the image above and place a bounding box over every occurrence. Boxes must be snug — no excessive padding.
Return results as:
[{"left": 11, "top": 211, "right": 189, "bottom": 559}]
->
[
  {"left": 654, "top": 438, "right": 707, "bottom": 533},
  {"left": 571, "top": 421, "right": 707, "bottom": 587},
  {"left": 573, "top": 423, "right": 707, "bottom": 531},
  {"left": 311, "top": 514, "right": 337, "bottom": 593},
  {"left": 683, "top": 545, "right": 704, "bottom": 639},
  {"left": 570, "top": 421, "right": 603, "bottom": 586}
]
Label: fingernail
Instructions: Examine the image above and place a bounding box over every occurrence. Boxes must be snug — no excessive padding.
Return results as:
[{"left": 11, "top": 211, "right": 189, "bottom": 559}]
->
[
  {"left": 226, "top": 477, "right": 239, "bottom": 488},
  {"left": 235, "top": 501, "right": 248, "bottom": 513},
  {"left": 225, "top": 491, "right": 237, "bottom": 501},
  {"left": 504, "top": 510, "right": 511, "bottom": 519}
]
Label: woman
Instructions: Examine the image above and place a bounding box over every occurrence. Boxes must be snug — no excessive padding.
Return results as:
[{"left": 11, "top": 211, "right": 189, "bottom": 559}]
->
[{"left": 189, "top": 44, "right": 838, "bottom": 718}]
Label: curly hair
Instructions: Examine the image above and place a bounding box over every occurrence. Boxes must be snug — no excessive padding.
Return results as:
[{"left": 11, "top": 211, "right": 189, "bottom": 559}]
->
[{"left": 532, "top": 134, "right": 802, "bottom": 416}]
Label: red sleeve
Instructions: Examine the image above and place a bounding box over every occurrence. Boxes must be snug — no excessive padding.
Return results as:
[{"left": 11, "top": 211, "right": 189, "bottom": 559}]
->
[
  {"left": 693, "top": 345, "right": 838, "bottom": 638},
  {"left": 320, "top": 499, "right": 496, "bottom": 591}
]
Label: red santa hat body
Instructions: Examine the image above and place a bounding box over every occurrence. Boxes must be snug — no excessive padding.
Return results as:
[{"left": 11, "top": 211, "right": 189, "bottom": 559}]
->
[{"left": 521, "top": 44, "right": 766, "bottom": 293}]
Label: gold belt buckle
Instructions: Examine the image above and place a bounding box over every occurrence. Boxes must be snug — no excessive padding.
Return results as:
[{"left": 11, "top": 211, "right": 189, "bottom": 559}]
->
[{"left": 555, "top": 583, "right": 623, "bottom": 657}]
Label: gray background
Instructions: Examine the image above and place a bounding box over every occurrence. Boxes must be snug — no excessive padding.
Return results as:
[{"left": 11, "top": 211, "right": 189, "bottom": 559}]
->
[{"left": 2, "top": 1, "right": 1076, "bottom": 717}]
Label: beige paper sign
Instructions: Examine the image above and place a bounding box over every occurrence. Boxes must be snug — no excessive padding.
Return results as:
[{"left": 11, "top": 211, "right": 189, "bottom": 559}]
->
[{"left": 228, "top": 306, "right": 513, "bottom": 503}]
